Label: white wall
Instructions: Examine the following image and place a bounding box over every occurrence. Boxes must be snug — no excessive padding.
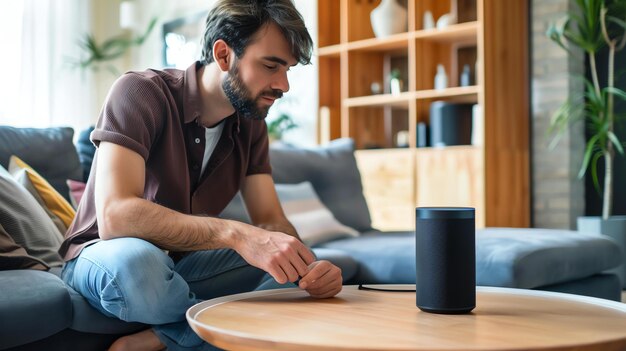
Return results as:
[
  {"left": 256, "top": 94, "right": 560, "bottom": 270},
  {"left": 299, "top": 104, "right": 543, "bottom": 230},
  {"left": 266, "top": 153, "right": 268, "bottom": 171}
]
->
[{"left": 93, "top": 0, "right": 319, "bottom": 146}]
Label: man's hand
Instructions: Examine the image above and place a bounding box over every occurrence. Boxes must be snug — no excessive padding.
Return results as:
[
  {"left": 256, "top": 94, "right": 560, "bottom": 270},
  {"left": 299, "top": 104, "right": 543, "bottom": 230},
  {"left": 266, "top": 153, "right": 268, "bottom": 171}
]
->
[
  {"left": 233, "top": 225, "right": 316, "bottom": 284},
  {"left": 298, "top": 261, "right": 343, "bottom": 298}
]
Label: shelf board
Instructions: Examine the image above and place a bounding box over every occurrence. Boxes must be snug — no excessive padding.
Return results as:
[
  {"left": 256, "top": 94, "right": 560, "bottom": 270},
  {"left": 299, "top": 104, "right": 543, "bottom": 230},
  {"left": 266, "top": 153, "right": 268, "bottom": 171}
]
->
[
  {"left": 317, "top": 44, "right": 343, "bottom": 57},
  {"left": 343, "top": 87, "right": 479, "bottom": 108},
  {"left": 344, "top": 92, "right": 413, "bottom": 108},
  {"left": 317, "top": 22, "right": 479, "bottom": 56},
  {"left": 414, "top": 21, "right": 479, "bottom": 44},
  {"left": 415, "top": 145, "right": 482, "bottom": 153},
  {"left": 347, "top": 32, "right": 412, "bottom": 52},
  {"left": 414, "top": 85, "right": 479, "bottom": 100},
  {"left": 355, "top": 145, "right": 481, "bottom": 153}
]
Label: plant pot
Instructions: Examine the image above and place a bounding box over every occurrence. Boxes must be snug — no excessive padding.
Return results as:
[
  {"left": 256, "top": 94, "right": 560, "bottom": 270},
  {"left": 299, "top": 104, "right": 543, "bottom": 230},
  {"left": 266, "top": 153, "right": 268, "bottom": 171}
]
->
[
  {"left": 370, "top": 0, "right": 407, "bottom": 38},
  {"left": 577, "top": 216, "right": 626, "bottom": 289}
]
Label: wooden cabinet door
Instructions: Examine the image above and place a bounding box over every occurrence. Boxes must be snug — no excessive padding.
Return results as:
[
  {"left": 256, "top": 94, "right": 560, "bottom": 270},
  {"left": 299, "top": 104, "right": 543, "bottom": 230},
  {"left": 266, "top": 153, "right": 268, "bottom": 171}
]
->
[
  {"left": 356, "top": 149, "right": 415, "bottom": 231},
  {"left": 415, "top": 146, "right": 485, "bottom": 227}
]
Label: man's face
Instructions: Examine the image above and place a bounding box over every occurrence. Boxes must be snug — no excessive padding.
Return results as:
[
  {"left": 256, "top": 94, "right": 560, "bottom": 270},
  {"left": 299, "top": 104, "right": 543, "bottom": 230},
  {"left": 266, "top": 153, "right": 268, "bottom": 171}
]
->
[
  {"left": 221, "top": 23, "right": 297, "bottom": 120},
  {"left": 222, "top": 61, "right": 282, "bottom": 120}
]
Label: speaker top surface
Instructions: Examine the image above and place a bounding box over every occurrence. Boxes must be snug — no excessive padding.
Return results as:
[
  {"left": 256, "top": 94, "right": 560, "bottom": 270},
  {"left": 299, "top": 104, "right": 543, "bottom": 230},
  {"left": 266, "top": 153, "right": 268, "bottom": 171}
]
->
[{"left": 416, "top": 207, "right": 475, "bottom": 219}]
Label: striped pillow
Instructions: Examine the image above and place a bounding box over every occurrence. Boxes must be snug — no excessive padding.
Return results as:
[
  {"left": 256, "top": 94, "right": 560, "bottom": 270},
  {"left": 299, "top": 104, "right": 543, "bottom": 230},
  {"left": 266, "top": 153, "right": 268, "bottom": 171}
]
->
[
  {"left": 0, "top": 165, "right": 64, "bottom": 268},
  {"left": 9, "top": 156, "right": 75, "bottom": 231},
  {"left": 277, "top": 182, "right": 359, "bottom": 246}
]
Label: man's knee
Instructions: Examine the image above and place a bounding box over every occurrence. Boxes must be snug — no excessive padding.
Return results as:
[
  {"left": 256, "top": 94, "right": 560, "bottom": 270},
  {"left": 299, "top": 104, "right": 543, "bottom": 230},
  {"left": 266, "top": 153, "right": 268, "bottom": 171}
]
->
[
  {"left": 73, "top": 238, "right": 189, "bottom": 323},
  {"left": 80, "top": 237, "right": 171, "bottom": 273}
]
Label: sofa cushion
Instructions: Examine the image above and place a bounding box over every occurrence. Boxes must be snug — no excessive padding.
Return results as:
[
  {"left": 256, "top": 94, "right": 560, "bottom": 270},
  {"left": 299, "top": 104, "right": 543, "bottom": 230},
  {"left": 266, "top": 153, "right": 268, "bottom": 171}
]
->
[
  {"left": 476, "top": 227, "right": 622, "bottom": 288},
  {"left": 0, "top": 270, "right": 72, "bottom": 349},
  {"left": 9, "top": 156, "right": 76, "bottom": 232},
  {"left": 0, "top": 165, "right": 64, "bottom": 267},
  {"left": 11, "top": 166, "right": 68, "bottom": 234},
  {"left": 0, "top": 222, "right": 48, "bottom": 271},
  {"left": 315, "top": 231, "right": 416, "bottom": 284},
  {"left": 277, "top": 182, "right": 359, "bottom": 246},
  {"left": 77, "top": 126, "right": 96, "bottom": 182},
  {"left": 0, "top": 126, "right": 82, "bottom": 201},
  {"left": 269, "top": 139, "right": 372, "bottom": 232},
  {"left": 67, "top": 179, "right": 87, "bottom": 209},
  {"left": 68, "top": 286, "right": 147, "bottom": 334},
  {"left": 315, "top": 228, "right": 622, "bottom": 288}
]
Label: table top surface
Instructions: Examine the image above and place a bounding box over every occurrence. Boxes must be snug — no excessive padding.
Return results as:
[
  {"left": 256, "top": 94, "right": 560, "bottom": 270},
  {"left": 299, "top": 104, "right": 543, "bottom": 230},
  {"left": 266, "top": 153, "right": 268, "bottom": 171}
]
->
[{"left": 187, "top": 285, "right": 626, "bottom": 351}]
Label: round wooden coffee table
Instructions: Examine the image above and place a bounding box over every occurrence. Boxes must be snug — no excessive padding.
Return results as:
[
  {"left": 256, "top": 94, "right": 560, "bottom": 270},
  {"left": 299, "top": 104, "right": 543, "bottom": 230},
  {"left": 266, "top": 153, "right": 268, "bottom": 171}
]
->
[{"left": 187, "top": 285, "right": 626, "bottom": 351}]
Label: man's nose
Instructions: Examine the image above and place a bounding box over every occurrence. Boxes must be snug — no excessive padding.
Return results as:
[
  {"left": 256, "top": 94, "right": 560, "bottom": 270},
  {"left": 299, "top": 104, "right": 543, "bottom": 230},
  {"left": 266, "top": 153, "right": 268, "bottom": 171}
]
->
[{"left": 272, "top": 71, "right": 290, "bottom": 93}]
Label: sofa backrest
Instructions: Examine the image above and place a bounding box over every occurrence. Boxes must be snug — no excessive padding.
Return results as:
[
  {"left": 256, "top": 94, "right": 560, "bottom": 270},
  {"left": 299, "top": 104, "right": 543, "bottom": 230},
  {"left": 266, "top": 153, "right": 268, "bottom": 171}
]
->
[
  {"left": 0, "top": 127, "right": 82, "bottom": 202},
  {"left": 268, "top": 139, "right": 372, "bottom": 232},
  {"left": 221, "top": 138, "right": 373, "bottom": 233}
]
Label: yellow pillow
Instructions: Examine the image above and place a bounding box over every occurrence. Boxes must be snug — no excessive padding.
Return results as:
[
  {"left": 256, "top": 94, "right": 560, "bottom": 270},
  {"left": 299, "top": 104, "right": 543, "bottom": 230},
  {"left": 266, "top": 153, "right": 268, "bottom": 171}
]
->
[{"left": 8, "top": 156, "right": 76, "bottom": 229}]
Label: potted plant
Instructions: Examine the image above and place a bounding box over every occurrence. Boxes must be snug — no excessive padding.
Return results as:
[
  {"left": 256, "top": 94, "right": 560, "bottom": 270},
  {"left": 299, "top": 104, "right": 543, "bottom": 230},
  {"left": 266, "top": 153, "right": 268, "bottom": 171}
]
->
[
  {"left": 267, "top": 113, "right": 298, "bottom": 143},
  {"left": 547, "top": 0, "right": 626, "bottom": 285}
]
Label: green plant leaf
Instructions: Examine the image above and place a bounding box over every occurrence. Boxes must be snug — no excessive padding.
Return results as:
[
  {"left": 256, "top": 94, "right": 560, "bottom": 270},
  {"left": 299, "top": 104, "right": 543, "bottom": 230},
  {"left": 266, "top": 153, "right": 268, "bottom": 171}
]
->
[
  {"left": 72, "top": 16, "right": 158, "bottom": 76},
  {"left": 590, "top": 150, "right": 603, "bottom": 194},
  {"left": 608, "top": 131, "right": 625, "bottom": 154},
  {"left": 608, "top": 15, "right": 626, "bottom": 31},
  {"left": 606, "top": 87, "right": 626, "bottom": 100},
  {"left": 579, "top": 134, "right": 601, "bottom": 178}
]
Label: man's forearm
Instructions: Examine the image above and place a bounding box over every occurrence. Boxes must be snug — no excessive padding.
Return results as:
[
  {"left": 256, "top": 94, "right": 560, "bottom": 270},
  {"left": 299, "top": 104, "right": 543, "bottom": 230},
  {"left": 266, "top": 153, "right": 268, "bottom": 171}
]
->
[{"left": 99, "top": 197, "right": 243, "bottom": 251}]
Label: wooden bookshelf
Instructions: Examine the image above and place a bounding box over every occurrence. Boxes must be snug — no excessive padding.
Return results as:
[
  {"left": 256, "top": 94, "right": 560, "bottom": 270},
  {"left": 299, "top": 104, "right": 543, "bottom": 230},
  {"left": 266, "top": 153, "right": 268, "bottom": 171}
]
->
[{"left": 317, "top": 0, "right": 529, "bottom": 231}]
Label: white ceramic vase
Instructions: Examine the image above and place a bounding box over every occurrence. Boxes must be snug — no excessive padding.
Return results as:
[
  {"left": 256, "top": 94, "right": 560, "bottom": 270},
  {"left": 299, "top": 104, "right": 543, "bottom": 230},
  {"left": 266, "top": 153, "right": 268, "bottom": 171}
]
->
[{"left": 370, "top": 0, "right": 407, "bottom": 38}]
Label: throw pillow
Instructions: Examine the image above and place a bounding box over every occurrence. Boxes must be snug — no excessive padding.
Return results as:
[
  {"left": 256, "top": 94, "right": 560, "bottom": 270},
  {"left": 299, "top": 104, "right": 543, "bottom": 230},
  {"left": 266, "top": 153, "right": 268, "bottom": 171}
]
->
[
  {"left": 0, "top": 126, "right": 83, "bottom": 202},
  {"left": 9, "top": 156, "right": 76, "bottom": 230},
  {"left": 269, "top": 138, "right": 373, "bottom": 232},
  {"left": 220, "top": 182, "right": 359, "bottom": 246},
  {"left": 0, "top": 165, "right": 64, "bottom": 268},
  {"left": 277, "top": 182, "right": 359, "bottom": 246},
  {"left": 0, "top": 222, "right": 48, "bottom": 271},
  {"left": 10, "top": 167, "right": 68, "bottom": 235},
  {"left": 76, "top": 126, "right": 96, "bottom": 182},
  {"left": 66, "top": 179, "right": 87, "bottom": 209}
]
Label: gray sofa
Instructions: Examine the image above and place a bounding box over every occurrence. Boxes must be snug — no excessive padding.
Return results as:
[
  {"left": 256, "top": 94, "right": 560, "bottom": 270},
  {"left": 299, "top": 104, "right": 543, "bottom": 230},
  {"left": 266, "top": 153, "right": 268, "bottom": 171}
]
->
[{"left": 0, "top": 127, "right": 622, "bottom": 351}]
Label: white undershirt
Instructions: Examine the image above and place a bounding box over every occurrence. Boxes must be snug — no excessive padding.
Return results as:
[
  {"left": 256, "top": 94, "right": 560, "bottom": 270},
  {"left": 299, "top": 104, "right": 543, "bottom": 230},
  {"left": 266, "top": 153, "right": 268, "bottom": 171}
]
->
[{"left": 200, "top": 122, "right": 224, "bottom": 177}]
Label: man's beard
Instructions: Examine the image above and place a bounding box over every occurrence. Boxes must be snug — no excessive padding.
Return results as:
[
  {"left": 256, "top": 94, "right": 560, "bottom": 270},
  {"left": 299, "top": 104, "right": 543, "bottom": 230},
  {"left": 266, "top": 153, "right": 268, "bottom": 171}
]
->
[{"left": 222, "top": 63, "right": 283, "bottom": 120}]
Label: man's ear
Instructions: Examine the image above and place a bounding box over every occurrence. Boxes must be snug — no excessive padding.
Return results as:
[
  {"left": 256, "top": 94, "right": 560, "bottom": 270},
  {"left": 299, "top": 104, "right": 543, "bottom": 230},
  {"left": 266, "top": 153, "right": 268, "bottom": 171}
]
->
[{"left": 213, "top": 39, "right": 232, "bottom": 72}]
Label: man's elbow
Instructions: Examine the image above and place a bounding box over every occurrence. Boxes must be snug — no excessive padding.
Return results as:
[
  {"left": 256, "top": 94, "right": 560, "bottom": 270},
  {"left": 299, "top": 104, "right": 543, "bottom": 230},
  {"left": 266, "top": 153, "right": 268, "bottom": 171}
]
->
[{"left": 97, "top": 200, "right": 131, "bottom": 240}]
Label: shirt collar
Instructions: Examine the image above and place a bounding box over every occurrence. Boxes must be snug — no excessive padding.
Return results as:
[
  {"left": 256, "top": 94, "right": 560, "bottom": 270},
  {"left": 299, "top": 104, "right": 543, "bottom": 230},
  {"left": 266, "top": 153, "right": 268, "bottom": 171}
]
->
[
  {"left": 183, "top": 61, "right": 202, "bottom": 124},
  {"left": 183, "top": 61, "right": 241, "bottom": 134}
]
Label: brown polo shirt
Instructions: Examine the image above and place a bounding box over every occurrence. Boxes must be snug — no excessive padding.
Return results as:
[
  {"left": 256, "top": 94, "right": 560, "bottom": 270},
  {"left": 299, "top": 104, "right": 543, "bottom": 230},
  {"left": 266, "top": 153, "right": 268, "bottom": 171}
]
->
[{"left": 59, "top": 61, "right": 271, "bottom": 261}]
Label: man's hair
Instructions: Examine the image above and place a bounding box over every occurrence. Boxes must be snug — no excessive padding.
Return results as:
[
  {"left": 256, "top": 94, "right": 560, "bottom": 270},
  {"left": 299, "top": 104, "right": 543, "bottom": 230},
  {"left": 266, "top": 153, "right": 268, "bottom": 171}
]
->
[{"left": 201, "top": 0, "right": 313, "bottom": 66}]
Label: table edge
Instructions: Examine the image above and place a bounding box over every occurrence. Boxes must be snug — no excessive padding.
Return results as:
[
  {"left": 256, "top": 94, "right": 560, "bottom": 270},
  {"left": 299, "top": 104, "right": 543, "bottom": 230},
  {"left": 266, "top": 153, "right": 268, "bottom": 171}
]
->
[{"left": 186, "top": 285, "right": 626, "bottom": 351}]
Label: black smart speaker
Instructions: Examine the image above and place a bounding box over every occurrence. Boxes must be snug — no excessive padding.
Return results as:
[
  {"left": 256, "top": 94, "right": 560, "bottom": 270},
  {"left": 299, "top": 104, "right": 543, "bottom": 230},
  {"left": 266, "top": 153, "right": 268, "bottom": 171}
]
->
[{"left": 415, "top": 207, "right": 475, "bottom": 314}]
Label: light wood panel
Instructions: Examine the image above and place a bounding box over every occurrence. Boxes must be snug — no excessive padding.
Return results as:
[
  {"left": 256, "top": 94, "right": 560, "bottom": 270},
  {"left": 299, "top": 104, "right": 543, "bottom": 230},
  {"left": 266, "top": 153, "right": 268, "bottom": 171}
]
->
[
  {"left": 356, "top": 149, "right": 415, "bottom": 231},
  {"left": 415, "top": 146, "right": 485, "bottom": 227},
  {"left": 188, "top": 286, "right": 626, "bottom": 351}
]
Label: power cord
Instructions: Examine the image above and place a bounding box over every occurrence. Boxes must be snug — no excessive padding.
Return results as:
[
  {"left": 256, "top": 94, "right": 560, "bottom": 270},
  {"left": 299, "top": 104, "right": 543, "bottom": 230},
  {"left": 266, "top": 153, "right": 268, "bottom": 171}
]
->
[{"left": 358, "top": 284, "right": 416, "bottom": 292}]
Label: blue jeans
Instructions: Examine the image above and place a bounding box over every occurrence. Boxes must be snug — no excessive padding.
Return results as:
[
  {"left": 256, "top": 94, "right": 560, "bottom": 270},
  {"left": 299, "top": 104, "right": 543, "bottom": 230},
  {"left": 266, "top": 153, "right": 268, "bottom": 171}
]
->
[{"left": 61, "top": 237, "right": 288, "bottom": 350}]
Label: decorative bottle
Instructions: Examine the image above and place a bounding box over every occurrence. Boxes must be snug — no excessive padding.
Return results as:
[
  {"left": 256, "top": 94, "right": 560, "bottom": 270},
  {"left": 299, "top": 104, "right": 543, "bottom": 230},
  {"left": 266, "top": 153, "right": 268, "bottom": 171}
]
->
[
  {"left": 434, "top": 64, "right": 448, "bottom": 90},
  {"left": 460, "top": 64, "right": 471, "bottom": 86},
  {"left": 370, "top": 0, "right": 408, "bottom": 38}
]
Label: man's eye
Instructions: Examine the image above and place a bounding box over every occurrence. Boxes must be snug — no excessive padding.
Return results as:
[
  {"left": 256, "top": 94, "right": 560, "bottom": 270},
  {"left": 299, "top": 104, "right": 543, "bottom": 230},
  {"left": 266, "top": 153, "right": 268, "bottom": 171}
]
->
[{"left": 264, "top": 65, "right": 277, "bottom": 70}]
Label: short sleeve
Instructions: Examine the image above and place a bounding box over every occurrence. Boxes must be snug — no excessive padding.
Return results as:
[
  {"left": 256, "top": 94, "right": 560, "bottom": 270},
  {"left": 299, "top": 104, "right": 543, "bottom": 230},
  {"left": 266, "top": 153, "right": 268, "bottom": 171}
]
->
[
  {"left": 90, "top": 73, "right": 166, "bottom": 161},
  {"left": 246, "top": 121, "right": 271, "bottom": 175}
]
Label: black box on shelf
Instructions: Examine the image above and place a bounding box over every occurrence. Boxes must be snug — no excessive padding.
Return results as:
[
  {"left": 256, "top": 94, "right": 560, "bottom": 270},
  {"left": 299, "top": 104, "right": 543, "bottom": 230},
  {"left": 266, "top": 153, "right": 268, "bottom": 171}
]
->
[{"left": 429, "top": 101, "right": 474, "bottom": 147}]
